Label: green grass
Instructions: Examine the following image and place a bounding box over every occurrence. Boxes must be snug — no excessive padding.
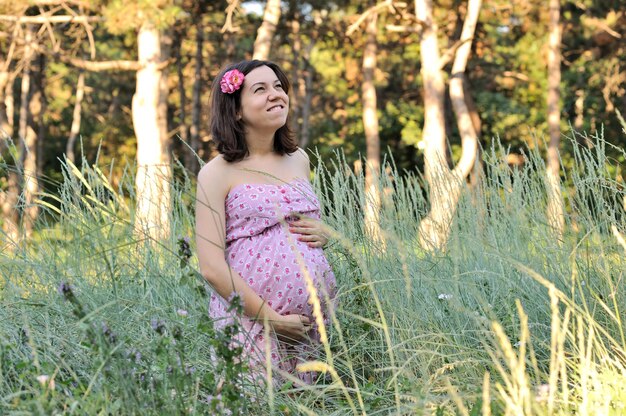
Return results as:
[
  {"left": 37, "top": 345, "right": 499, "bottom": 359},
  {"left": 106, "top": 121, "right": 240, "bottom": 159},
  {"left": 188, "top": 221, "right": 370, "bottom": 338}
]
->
[{"left": 1, "top": 132, "right": 625, "bottom": 415}]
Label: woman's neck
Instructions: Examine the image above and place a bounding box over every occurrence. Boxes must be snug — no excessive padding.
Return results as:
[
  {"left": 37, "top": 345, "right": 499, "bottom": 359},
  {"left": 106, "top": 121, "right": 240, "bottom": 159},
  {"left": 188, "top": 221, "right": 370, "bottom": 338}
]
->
[{"left": 245, "top": 130, "right": 276, "bottom": 156}]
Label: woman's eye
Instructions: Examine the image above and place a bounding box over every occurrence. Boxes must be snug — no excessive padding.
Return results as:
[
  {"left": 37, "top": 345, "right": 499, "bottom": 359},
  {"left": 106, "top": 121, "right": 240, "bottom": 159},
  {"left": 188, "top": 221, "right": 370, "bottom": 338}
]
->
[
  {"left": 254, "top": 87, "right": 264, "bottom": 93},
  {"left": 275, "top": 84, "right": 283, "bottom": 89}
]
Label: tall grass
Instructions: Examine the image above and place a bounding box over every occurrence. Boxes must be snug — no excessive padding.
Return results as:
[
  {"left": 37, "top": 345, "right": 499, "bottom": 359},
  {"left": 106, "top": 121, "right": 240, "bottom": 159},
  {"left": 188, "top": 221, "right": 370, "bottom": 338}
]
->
[{"left": 1, "top": 130, "right": 625, "bottom": 415}]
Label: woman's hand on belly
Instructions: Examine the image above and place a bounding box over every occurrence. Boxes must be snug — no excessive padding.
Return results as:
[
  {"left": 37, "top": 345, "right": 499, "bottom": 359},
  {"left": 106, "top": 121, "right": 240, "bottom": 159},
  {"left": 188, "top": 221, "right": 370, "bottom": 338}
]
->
[
  {"left": 268, "top": 313, "right": 311, "bottom": 343},
  {"left": 288, "top": 216, "right": 329, "bottom": 248}
]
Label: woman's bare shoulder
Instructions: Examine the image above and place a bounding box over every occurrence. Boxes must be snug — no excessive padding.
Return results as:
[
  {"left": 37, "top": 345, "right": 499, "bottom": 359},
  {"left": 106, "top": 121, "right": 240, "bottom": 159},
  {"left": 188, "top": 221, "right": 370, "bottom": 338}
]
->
[
  {"left": 295, "top": 147, "right": 310, "bottom": 161},
  {"left": 293, "top": 147, "right": 311, "bottom": 178},
  {"left": 197, "top": 155, "right": 231, "bottom": 198}
]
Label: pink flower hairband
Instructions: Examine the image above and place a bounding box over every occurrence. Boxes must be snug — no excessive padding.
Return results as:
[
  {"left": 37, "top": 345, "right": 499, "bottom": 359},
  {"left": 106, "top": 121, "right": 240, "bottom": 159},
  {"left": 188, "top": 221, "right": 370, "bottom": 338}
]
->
[{"left": 220, "top": 69, "right": 245, "bottom": 94}]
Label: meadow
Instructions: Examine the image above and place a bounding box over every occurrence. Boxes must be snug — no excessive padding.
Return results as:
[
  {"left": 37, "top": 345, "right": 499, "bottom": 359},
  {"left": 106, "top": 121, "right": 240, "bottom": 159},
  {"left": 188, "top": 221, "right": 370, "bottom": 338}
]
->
[{"left": 1, "top": 132, "right": 626, "bottom": 415}]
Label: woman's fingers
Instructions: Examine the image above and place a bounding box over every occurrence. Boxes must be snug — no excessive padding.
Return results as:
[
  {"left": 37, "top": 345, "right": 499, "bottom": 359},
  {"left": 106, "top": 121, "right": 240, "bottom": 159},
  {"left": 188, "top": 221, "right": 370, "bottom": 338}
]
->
[
  {"left": 289, "top": 218, "right": 329, "bottom": 247},
  {"left": 272, "top": 314, "right": 312, "bottom": 343}
]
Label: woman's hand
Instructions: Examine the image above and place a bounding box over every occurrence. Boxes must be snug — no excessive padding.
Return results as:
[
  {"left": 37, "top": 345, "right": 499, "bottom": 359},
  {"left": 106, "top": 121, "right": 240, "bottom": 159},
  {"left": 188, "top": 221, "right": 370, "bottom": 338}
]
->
[
  {"left": 288, "top": 216, "right": 329, "bottom": 248},
  {"left": 268, "top": 314, "right": 312, "bottom": 343}
]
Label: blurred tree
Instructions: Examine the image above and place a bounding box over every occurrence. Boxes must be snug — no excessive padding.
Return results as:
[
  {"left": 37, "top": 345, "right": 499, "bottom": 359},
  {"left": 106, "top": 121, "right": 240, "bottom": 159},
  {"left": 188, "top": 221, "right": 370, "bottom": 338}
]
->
[
  {"left": 546, "top": 0, "right": 564, "bottom": 240},
  {"left": 361, "top": 9, "right": 382, "bottom": 242},
  {"left": 100, "top": 1, "right": 180, "bottom": 242},
  {"left": 19, "top": 24, "right": 42, "bottom": 237},
  {"left": 66, "top": 70, "right": 85, "bottom": 163},
  {"left": 253, "top": 0, "right": 281, "bottom": 60},
  {"left": 347, "top": 2, "right": 385, "bottom": 242},
  {"left": 0, "top": 2, "right": 20, "bottom": 245},
  {"left": 415, "top": 0, "right": 482, "bottom": 251}
]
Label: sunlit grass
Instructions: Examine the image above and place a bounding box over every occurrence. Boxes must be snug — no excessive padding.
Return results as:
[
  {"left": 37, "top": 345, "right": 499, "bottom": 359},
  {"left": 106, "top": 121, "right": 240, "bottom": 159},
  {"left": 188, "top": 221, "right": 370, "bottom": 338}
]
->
[{"left": 1, "top": 130, "right": 625, "bottom": 414}]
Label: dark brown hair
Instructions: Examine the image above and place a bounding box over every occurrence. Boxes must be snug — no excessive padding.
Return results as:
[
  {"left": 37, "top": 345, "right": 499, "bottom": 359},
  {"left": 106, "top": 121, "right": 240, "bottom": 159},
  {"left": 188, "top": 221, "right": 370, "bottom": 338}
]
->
[{"left": 210, "top": 60, "right": 298, "bottom": 162}]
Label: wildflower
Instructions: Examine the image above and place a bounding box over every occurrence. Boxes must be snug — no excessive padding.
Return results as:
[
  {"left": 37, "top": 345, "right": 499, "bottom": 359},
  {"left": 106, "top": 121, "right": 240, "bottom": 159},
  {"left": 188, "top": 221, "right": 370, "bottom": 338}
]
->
[
  {"left": 513, "top": 341, "right": 522, "bottom": 348},
  {"left": 36, "top": 375, "right": 55, "bottom": 390},
  {"left": 57, "top": 281, "right": 74, "bottom": 298},
  {"left": 58, "top": 281, "right": 86, "bottom": 318},
  {"left": 220, "top": 69, "right": 245, "bottom": 94},
  {"left": 438, "top": 293, "right": 453, "bottom": 301},
  {"left": 176, "top": 308, "right": 188, "bottom": 317},
  {"left": 151, "top": 318, "right": 166, "bottom": 335},
  {"left": 101, "top": 321, "right": 117, "bottom": 344},
  {"left": 178, "top": 236, "right": 193, "bottom": 261}
]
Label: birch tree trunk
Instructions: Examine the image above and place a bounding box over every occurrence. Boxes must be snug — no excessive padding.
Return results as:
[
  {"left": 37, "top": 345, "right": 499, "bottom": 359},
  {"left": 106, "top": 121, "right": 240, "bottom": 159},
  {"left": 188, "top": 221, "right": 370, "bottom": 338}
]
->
[
  {"left": 0, "top": 28, "right": 16, "bottom": 143},
  {"left": 20, "top": 24, "right": 41, "bottom": 238},
  {"left": 174, "top": 30, "right": 189, "bottom": 166},
  {"left": 299, "top": 63, "right": 314, "bottom": 149},
  {"left": 252, "top": 0, "right": 281, "bottom": 60},
  {"left": 546, "top": 0, "right": 565, "bottom": 239},
  {"left": 66, "top": 70, "right": 85, "bottom": 164},
  {"left": 416, "top": 0, "right": 481, "bottom": 251},
  {"left": 450, "top": 0, "right": 481, "bottom": 180},
  {"left": 132, "top": 22, "right": 172, "bottom": 241},
  {"left": 0, "top": 65, "right": 11, "bottom": 140},
  {"left": 361, "top": 11, "right": 383, "bottom": 242},
  {"left": 416, "top": 0, "right": 453, "bottom": 250},
  {"left": 289, "top": 14, "right": 302, "bottom": 136},
  {"left": 188, "top": 20, "right": 203, "bottom": 174},
  {"left": 0, "top": 49, "right": 18, "bottom": 247}
]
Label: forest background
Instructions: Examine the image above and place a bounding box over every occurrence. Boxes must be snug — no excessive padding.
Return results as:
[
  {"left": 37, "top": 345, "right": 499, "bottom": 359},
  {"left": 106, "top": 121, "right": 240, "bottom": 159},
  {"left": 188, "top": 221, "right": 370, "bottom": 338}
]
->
[{"left": 0, "top": 0, "right": 624, "bottom": 239}]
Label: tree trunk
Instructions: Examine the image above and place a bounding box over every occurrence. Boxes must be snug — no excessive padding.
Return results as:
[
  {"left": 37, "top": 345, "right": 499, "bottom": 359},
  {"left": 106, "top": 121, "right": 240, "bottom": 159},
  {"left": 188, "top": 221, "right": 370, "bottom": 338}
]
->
[
  {"left": 299, "top": 62, "right": 313, "bottom": 149},
  {"left": 0, "top": 67, "right": 11, "bottom": 140},
  {"left": 66, "top": 70, "right": 85, "bottom": 164},
  {"left": 22, "top": 26, "right": 41, "bottom": 237},
  {"left": 0, "top": 50, "right": 18, "bottom": 247},
  {"left": 36, "top": 54, "right": 46, "bottom": 189},
  {"left": 415, "top": 0, "right": 447, "bottom": 182},
  {"left": 1, "top": 170, "right": 20, "bottom": 249},
  {"left": 450, "top": 0, "right": 481, "bottom": 180},
  {"left": 362, "top": 11, "right": 383, "bottom": 242},
  {"left": 252, "top": 0, "right": 281, "bottom": 60},
  {"left": 1, "top": 30, "right": 16, "bottom": 145},
  {"left": 289, "top": 14, "right": 302, "bottom": 136},
  {"left": 415, "top": 0, "right": 453, "bottom": 250},
  {"left": 546, "top": 0, "right": 564, "bottom": 240},
  {"left": 416, "top": 0, "right": 482, "bottom": 251},
  {"left": 174, "top": 29, "right": 189, "bottom": 166},
  {"left": 188, "top": 20, "right": 203, "bottom": 174},
  {"left": 132, "top": 22, "right": 172, "bottom": 241},
  {"left": 2, "top": 73, "right": 14, "bottom": 141}
]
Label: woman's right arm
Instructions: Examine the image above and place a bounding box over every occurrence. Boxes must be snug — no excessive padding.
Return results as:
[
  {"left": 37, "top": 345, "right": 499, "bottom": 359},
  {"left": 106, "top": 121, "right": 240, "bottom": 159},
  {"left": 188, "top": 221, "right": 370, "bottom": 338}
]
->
[{"left": 195, "top": 163, "right": 310, "bottom": 340}]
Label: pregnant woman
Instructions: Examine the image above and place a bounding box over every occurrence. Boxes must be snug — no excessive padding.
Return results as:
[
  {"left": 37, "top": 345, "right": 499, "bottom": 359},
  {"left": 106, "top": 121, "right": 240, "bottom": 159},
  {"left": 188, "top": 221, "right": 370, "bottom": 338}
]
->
[{"left": 195, "top": 60, "right": 336, "bottom": 384}]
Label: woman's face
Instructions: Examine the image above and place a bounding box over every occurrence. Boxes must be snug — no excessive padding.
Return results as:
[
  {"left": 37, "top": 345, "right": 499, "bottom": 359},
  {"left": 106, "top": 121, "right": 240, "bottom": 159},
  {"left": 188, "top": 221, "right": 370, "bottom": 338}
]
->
[{"left": 239, "top": 65, "right": 289, "bottom": 134}]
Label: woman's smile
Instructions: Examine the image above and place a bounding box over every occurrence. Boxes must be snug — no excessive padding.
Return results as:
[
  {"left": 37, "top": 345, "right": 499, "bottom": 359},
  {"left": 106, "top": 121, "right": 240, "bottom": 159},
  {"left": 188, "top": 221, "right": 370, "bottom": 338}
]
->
[{"left": 267, "top": 104, "right": 285, "bottom": 112}]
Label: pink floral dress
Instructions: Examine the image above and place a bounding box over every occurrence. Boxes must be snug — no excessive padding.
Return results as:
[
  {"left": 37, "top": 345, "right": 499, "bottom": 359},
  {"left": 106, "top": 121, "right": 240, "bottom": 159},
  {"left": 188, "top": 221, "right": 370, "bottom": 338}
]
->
[{"left": 209, "top": 179, "right": 337, "bottom": 383}]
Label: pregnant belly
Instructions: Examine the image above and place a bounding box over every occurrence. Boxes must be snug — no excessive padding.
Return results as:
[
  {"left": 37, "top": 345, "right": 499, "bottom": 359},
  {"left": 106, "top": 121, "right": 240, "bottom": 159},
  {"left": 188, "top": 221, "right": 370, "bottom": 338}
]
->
[{"left": 226, "top": 226, "right": 334, "bottom": 316}]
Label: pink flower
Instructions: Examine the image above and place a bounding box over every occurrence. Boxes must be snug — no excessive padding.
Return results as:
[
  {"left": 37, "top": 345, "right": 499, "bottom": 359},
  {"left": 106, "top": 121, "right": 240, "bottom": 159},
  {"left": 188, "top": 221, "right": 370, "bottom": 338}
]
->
[{"left": 220, "top": 69, "right": 245, "bottom": 94}]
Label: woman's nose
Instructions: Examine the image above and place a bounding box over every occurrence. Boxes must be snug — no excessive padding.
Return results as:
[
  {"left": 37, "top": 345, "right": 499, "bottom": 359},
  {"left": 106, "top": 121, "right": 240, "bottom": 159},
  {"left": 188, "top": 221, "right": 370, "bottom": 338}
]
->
[{"left": 268, "top": 87, "right": 286, "bottom": 100}]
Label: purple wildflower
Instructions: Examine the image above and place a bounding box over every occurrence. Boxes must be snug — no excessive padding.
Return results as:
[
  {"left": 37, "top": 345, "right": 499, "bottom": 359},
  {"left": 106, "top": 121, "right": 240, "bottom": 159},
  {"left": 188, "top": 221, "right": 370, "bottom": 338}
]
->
[
  {"left": 151, "top": 318, "right": 166, "bottom": 335},
  {"left": 177, "top": 236, "right": 192, "bottom": 260},
  {"left": 57, "top": 282, "right": 74, "bottom": 298},
  {"left": 100, "top": 321, "right": 117, "bottom": 344}
]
